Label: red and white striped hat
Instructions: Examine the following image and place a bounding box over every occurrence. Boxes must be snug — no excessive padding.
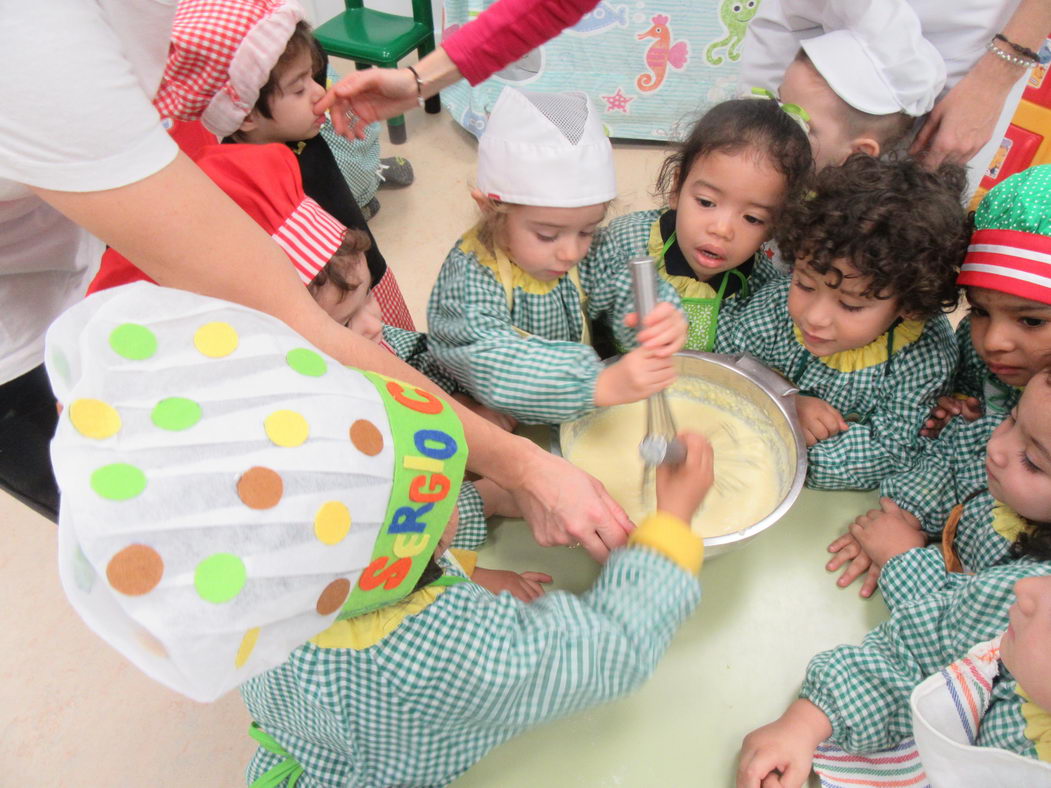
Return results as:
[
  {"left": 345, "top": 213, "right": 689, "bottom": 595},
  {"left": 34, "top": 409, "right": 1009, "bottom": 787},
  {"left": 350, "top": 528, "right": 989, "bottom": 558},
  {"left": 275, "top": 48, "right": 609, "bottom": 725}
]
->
[
  {"left": 195, "top": 144, "right": 346, "bottom": 283},
  {"left": 153, "top": 0, "right": 304, "bottom": 137},
  {"left": 958, "top": 165, "right": 1051, "bottom": 305}
]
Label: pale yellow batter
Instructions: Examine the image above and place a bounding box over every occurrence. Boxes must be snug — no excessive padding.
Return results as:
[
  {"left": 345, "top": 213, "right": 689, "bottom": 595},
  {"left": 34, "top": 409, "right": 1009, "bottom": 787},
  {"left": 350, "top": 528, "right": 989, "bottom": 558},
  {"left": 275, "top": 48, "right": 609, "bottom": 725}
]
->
[{"left": 562, "top": 396, "right": 781, "bottom": 538}]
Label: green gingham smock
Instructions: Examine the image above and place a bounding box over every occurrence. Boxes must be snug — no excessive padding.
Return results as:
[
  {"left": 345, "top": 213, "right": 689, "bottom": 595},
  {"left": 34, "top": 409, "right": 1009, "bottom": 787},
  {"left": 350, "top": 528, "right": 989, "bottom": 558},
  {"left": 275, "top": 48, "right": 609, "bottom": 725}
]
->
[
  {"left": 588, "top": 209, "right": 780, "bottom": 351},
  {"left": 714, "top": 277, "right": 957, "bottom": 490},
  {"left": 240, "top": 546, "right": 700, "bottom": 787},
  {"left": 426, "top": 227, "right": 681, "bottom": 425},
  {"left": 952, "top": 315, "right": 1022, "bottom": 413},
  {"left": 875, "top": 414, "right": 1024, "bottom": 606},
  {"left": 801, "top": 559, "right": 1051, "bottom": 759}
]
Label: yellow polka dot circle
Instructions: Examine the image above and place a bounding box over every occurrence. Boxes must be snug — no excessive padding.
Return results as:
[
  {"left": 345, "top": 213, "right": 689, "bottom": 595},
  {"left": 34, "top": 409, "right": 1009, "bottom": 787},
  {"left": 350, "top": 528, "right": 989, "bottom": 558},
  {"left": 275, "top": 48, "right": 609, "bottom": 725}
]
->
[
  {"left": 314, "top": 501, "right": 352, "bottom": 545},
  {"left": 264, "top": 409, "right": 309, "bottom": 447},
  {"left": 193, "top": 321, "right": 239, "bottom": 358},
  {"left": 69, "top": 398, "right": 122, "bottom": 439}
]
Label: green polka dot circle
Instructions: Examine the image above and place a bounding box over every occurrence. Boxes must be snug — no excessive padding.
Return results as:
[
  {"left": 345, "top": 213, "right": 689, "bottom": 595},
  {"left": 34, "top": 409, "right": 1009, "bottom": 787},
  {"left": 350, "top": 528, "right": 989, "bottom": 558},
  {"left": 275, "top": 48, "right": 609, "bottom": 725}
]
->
[
  {"left": 194, "top": 553, "right": 247, "bottom": 604},
  {"left": 90, "top": 463, "right": 147, "bottom": 500},
  {"left": 286, "top": 348, "right": 327, "bottom": 377},
  {"left": 151, "top": 397, "right": 202, "bottom": 431},
  {"left": 109, "top": 323, "right": 157, "bottom": 360}
]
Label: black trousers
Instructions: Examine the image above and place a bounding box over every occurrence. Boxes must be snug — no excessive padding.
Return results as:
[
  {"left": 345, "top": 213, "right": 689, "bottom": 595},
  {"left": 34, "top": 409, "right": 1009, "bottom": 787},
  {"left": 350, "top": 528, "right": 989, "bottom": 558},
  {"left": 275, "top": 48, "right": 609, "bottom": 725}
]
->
[{"left": 0, "top": 364, "right": 59, "bottom": 521}]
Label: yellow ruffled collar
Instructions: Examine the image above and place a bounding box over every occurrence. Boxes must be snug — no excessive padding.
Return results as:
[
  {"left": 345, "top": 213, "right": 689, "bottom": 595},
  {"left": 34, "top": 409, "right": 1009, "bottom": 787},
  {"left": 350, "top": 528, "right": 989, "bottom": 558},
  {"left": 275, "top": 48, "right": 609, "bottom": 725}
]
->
[
  {"left": 646, "top": 214, "right": 718, "bottom": 300},
  {"left": 460, "top": 225, "right": 562, "bottom": 296},
  {"left": 792, "top": 319, "right": 925, "bottom": 373},
  {"left": 990, "top": 500, "right": 1028, "bottom": 543}
]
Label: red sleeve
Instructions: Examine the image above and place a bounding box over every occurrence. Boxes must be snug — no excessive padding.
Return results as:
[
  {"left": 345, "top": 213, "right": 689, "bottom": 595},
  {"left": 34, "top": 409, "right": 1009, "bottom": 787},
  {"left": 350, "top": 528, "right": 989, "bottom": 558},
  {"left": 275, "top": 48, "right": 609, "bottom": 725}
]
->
[{"left": 442, "top": 0, "right": 600, "bottom": 85}]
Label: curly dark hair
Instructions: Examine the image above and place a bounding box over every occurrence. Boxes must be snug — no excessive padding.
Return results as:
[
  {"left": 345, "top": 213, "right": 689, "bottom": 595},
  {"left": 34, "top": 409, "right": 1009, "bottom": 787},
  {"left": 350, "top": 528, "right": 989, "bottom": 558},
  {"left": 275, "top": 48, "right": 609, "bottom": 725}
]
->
[
  {"left": 777, "top": 154, "right": 971, "bottom": 318},
  {"left": 655, "top": 97, "right": 813, "bottom": 223}
]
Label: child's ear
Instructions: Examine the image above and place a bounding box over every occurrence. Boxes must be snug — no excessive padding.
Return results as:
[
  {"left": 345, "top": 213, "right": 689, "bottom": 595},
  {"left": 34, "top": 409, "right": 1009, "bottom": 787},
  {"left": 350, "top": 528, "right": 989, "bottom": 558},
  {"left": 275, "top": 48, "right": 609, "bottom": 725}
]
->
[
  {"left": 238, "top": 110, "right": 261, "bottom": 135},
  {"left": 849, "top": 136, "right": 881, "bottom": 158},
  {"left": 470, "top": 188, "right": 493, "bottom": 212}
]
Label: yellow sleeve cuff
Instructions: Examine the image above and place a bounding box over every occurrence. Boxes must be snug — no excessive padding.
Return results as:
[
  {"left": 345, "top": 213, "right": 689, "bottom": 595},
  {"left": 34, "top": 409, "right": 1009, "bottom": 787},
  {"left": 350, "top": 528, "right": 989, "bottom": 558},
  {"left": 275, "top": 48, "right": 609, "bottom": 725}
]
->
[
  {"left": 449, "top": 548, "right": 478, "bottom": 576},
  {"left": 628, "top": 511, "right": 704, "bottom": 574}
]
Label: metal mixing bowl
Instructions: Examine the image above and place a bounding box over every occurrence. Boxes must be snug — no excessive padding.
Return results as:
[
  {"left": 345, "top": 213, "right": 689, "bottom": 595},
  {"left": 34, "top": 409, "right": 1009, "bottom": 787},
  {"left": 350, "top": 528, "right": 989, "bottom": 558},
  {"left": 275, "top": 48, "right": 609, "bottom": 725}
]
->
[{"left": 555, "top": 351, "right": 807, "bottom": 558}]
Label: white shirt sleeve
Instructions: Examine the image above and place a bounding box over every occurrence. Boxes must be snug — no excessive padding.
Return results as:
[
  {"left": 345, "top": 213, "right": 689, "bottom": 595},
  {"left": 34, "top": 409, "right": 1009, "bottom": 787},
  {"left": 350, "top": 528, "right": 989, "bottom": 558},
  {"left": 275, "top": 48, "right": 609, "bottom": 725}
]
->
[{"left": 0, "top": 0, "right": 178, "bottom": 195}]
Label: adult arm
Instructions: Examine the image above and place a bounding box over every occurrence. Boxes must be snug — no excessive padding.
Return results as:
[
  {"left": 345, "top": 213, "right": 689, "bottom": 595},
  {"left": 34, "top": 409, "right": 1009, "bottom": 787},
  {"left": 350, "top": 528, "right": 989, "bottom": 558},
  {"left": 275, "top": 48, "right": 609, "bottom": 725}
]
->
[
  {"left": 910, "top": 0, "right": 1051, "bottom": 167},
  {"left": 318, "top": 0, "right": 601, "bottom": 138},
  {"left": 30, "top": 153, "right": 631, "bottom": 560}
]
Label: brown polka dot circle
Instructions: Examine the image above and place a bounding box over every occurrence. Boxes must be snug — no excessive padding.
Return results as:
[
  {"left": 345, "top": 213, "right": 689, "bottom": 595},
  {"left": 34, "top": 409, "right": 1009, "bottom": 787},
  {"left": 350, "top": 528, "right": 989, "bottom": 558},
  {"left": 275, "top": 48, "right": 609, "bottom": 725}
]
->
[
  {"left": 316, "top": 578, "right": 351, "bottom": 615},
  {"left": 237, "top": 466, "right": 284, "bottom": 510},
  {"left": 106, "top": 544, "right": 164, "bottom": 596},
  {"left": 349, "top": 419, "right": 383, "bottom": 456}
]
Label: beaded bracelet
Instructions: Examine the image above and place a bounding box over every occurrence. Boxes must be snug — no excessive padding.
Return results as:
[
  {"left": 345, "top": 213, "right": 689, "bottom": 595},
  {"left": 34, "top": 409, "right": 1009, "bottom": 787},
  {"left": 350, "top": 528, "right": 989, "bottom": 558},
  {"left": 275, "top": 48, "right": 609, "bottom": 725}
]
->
[
  {"left": 986, "top": 39, "right": 1037, "bottom": 69},
  {"left": 407, "top": 65, "right": 425, "bottom": 106},
  {"left": 994, "top": 33, "right": 1042, "bottom": 64}
]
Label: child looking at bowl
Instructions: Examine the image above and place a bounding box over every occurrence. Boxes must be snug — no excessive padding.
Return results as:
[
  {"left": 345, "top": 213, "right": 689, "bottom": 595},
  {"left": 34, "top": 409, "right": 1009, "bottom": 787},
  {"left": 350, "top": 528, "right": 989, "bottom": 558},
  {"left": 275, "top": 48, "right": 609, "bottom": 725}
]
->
[
  {"left": 715, "top": 154, "right": 970, "bottom": 490},
  {"left": 45, "top": 282, "right": 715, "bottom": 785},
  {"left": 585, "top": 94, "right": 813, "bottom": 353},
  {"left": 827, "top": 165, "right": 1051, "bottom": 597},
  {"left": 426, "top": 87, "right": 686, "bottom": 426},
  {"left": 737, "top": 369, "right": 1051, "bottom": 788}
]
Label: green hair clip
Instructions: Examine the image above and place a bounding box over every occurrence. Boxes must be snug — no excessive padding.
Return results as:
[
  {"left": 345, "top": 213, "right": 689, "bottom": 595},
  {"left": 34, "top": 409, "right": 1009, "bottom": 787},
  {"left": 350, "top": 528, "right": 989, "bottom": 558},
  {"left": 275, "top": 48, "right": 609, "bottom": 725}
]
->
[{"left": 747, "top": 87, "right": 811, "bottom": 136}]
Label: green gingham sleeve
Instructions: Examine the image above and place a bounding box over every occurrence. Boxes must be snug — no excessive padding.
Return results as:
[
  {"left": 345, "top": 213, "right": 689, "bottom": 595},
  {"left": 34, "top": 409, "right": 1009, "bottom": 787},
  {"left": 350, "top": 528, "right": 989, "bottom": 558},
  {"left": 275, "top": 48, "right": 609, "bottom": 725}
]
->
[
  {"left": 579, "top": 210, "right": 682, "bottom": 351},
  {"left": 806, "top": 317, "right": 957, "bottom": 490},
  {"left": 450, "top": 480, "right": 487, "bottom": 550},
  {"left": 877, "top": 545, "right": 972, "bottom": 610},
  {"left": 801, "top": 560, "right": 1051, "bottom": 753},
  {"left": 381, "top": 325, "right": 464, "bottom": 396},
  {"left": 427, "top": 244, "right": 603, "bottom": 425}
]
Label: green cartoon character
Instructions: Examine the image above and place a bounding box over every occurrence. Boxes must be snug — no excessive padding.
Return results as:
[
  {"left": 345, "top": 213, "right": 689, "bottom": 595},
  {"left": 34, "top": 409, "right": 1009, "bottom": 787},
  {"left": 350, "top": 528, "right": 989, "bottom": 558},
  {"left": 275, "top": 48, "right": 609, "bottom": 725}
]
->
[{"left": 706, "top": 0, "right": 761, "bottom": 66}]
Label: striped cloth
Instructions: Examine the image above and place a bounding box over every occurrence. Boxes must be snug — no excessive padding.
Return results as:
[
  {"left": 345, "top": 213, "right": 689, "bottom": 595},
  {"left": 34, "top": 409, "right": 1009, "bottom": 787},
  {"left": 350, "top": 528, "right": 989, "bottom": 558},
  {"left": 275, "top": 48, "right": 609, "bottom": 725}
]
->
[
  {"left": 813, "top": 636, "right": 1002, "bottom": 788},
  {"left": 714, "top": 276, "right": 957, "bottom": 490},
  {"left": 272, "top": 196, "right": 345, "bottom": 284}
]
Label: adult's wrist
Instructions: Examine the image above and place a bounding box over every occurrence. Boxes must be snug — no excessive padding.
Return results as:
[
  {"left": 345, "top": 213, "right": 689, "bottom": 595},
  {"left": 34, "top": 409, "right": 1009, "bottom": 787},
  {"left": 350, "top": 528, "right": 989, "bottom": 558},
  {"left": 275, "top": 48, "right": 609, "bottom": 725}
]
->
[
  {"left": 407, "top": 47, "right": 461, "bottom": 98},
  {"left": 972, "top": 49, "right": 1030, "bottom": 92}
]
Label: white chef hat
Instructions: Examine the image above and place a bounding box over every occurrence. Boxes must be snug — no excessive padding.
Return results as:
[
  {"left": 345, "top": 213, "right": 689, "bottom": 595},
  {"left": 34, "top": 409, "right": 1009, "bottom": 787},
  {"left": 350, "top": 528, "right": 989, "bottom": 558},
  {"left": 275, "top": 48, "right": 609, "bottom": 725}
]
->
[
  {"left": 801, "top": 7, "right": 946, "bottom": 117},
  {"left": 45, "top": 283, "right": 466, "bottom": 702},
  {"left": 477, "top": 87, "right": 617, "bottom": 207}
]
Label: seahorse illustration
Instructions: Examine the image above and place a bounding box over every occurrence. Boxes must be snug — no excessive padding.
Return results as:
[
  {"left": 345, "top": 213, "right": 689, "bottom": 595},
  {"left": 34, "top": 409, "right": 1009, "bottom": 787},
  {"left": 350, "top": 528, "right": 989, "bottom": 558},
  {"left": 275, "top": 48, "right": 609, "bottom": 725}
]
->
[
  {"left": 636, "top": 14, "right": 689, "bottom": 93},
  {"left": 706, "top": 0, "right": 761, "bottom": 66}
]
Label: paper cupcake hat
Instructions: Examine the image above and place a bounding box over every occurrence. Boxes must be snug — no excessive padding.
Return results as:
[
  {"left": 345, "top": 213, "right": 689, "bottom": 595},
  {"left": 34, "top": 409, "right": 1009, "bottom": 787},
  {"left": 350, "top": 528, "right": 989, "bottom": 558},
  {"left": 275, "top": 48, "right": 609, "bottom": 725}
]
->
[
  {"left": 959, "top": 165, "right": 1051, "bottom": 305},
  {"left": 477, "top": 87, "right": 617, "bottom": 207},
  {"left": 153, "top": 0, "right": 305, "bottom": 137},
  {"left": 46, "top": 283, "right": 465, "bottom": 702}
]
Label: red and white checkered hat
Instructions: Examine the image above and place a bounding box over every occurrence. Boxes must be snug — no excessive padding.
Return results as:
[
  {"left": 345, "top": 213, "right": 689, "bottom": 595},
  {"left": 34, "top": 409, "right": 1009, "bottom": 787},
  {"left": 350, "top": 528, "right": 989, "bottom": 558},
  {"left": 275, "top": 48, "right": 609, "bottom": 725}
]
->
[
  {"left": 196, "top": 144, "right": 346, "bottom": 283},
  {"left": 154, "top": 0, "right": 305, "bottom": 137}
]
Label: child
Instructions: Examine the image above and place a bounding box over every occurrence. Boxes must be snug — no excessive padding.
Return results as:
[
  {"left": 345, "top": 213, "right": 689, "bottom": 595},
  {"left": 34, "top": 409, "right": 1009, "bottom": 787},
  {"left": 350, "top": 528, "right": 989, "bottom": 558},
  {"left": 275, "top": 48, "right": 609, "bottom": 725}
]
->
[
  {"left": 742, "top": 7, "right": 947, "bottom": 169},
  {"left": 45, "top": 282, "right": 714, "bottom": 786},
  {"left": 715, "top": 154, "right": 970, "bottom": 490},
  {"left": 923, "top": 164, "right": 1051, "bottom": 437},
  {"left": 427, "top": 87, "right": 686, "bottom": 425},
  {"left": 737, "top": 371, "right": 1051, "bottom": 788},
  {"left": 586, "top": 95, "right": 812, "bottom": 353},
  {"left": 150, "top": 0, "right": 414, "bottom": 330},
  {"left": 828, "top": 165, "right": 1051, "bottom": 596}
]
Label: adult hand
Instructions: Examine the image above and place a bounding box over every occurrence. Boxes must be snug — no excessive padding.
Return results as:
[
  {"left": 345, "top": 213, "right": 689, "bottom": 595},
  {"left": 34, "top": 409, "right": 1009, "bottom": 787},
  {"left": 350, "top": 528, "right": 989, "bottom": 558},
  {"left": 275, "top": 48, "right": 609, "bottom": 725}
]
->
[
  {"left": 826, "top": 531, "right": 881, "bottom": 598},
  {"left": 316, "top": 67, "right": 420, "bottom": 139},
  {"left": 509, "top": 443, "right": 633, "bottom": 562},
  {"left": 909, "top": 57, "right": 1019, "bottom": 169}
]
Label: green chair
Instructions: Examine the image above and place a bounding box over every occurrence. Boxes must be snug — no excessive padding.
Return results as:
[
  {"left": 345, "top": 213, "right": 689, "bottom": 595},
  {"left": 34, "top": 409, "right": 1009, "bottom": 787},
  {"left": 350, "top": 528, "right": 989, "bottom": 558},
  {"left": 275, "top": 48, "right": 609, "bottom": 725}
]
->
[{"left": 314, "top": 0, "right": 442, "bottom": 144}]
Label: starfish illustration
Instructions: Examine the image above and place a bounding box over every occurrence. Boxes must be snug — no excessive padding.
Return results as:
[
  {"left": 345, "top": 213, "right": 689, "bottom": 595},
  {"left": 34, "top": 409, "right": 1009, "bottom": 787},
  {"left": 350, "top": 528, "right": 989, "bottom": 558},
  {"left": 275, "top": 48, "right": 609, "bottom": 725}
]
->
[{"left": 601, "top": 87, "right": 634, "bottom": 114}]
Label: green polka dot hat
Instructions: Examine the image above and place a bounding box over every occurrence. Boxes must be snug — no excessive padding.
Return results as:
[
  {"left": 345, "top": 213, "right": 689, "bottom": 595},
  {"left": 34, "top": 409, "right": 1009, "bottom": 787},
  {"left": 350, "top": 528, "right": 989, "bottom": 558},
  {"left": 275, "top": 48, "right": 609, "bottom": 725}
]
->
[
  {"left": 45, "top": 283, "right": 467, "bottom": 702},
  {"left": 958, "top": 164, "right": 1051, "bottom": 305}
]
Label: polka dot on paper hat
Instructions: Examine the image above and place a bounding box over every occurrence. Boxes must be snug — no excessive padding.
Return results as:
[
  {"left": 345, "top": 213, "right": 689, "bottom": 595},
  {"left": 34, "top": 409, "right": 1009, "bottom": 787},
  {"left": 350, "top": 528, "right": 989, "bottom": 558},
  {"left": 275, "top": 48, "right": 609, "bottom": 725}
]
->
[
  {"left": 43, "top": 283, "right": 466, "bottom": 703},
  {"left": 959, "top": 165, "right": 1051, "bottom": 305}
]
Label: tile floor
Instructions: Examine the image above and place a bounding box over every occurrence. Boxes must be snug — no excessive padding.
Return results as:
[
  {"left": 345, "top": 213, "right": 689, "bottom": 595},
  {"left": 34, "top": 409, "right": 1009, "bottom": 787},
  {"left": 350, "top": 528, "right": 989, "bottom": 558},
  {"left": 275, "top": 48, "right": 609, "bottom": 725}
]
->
[{"left": 1, "top": 89, "right": 667, "bottom": 785}]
